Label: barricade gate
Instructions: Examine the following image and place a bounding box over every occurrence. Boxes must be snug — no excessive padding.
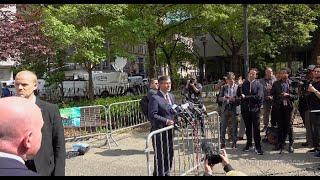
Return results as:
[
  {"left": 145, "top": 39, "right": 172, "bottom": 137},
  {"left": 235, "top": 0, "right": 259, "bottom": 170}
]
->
[
  {"left": 63, "top": 105, "right": 116, "bottom": 148},
  {"left": 145, "top": 111, "right": 220, "bottom": 176}
]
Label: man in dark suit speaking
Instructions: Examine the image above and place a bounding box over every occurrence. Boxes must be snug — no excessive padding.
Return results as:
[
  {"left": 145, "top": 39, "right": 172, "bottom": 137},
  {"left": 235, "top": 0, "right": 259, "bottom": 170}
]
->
[
  {"left": 14, "top": 71, "right": 66, "bottom": 176},
  {"left": 0, "top": 97, "right": 44, "bottom": 176},
  {"left": 148, "top": 76, "right": 175, "bottom": 176}
]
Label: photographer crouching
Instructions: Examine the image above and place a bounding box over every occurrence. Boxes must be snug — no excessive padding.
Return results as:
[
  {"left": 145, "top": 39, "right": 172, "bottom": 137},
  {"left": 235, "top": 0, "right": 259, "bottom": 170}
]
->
[
  {"left": 203, "top": 147, "right": 246, "bottom": 176},
  {"left": 306, "top": 66, "right": 320, "bottom": 157}
]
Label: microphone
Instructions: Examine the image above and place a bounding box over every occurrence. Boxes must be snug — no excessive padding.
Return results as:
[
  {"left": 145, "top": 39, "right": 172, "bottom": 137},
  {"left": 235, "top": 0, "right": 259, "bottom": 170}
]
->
[{"left": 188, "top": 103, "right": 203, "bottom": 116}]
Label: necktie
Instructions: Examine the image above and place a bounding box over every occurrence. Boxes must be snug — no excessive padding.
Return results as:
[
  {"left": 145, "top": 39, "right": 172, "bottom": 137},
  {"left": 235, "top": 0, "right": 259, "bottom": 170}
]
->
[{"left": 165, "top": 94, "right": 171, "bottom": 105}]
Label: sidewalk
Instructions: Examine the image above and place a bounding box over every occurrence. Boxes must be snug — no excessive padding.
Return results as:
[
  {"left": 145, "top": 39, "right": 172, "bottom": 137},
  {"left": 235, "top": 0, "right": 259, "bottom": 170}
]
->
[{"left": 65, "top": 123, "right": 320, "bottom": 176}]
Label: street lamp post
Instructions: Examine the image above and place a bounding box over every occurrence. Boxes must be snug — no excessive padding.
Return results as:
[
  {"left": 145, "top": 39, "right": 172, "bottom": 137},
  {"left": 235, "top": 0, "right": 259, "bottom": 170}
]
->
[
  {"left": 200, "top": 36, "right": 207, "bottom": 83},
  {"left": 243, "top": 4, "right": 249, "bottom": 76}
]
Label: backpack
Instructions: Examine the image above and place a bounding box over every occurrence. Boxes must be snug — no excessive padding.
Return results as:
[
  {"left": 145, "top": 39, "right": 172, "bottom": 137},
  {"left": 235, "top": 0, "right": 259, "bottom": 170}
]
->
[
  {"left": 265, "top": 127, "right": 279, "bottom": 145},
  {"left": 140, "top": 95, "right": 149, "bottom": 117}
]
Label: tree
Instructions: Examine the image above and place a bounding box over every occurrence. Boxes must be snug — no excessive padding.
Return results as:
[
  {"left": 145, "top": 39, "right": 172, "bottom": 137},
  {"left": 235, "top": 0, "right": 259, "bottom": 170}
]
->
[
  {"left": 250, "top": 4, "right": 317, "bottom": 69},
  {"left": 157, "top": 36, "right": 197, "bottom": 87},
  {"left": 0, "top": 4, "right": 53, "bottom": 62},
  {"left": 200, "top": 4, "right": 246, "bottom": 75},
  {"left": 199, "top": 4, "right": 317, "bottom": 74},
  {"left": 43, "top": 4, "right": 132, "bottom": 99},
  {"left": 125, "top": 4, "right": 201, "bottom": 79}
]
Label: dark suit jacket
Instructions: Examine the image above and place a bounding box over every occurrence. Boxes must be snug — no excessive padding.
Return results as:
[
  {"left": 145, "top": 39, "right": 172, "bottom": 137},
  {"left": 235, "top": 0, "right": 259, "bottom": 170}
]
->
[
  {"left": 26, "top": 98, "right": 66, "bottom": 176},
  {"left": 271, "top": 80, "right": 298, "bottom": 109},
  {"left": 148, "top": 91, "right": 175, "bottom": 130},
  {"left": 0, "top": 157, "right": 39, "bottom": 176},
  {"left": 237, "top": 79, "right": 263, "bottom": 112}
]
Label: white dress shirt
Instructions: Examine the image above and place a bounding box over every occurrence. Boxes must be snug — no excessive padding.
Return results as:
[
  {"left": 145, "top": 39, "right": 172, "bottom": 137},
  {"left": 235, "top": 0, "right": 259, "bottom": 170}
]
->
[{"left": 0, "top": 152, "right": 25, "bottom": 164}]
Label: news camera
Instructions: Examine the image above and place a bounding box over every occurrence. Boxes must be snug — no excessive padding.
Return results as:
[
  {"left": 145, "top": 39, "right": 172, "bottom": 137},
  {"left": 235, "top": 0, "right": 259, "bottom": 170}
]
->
[{"left": 290, "top": 67, "right": 313, "bottom": 93}]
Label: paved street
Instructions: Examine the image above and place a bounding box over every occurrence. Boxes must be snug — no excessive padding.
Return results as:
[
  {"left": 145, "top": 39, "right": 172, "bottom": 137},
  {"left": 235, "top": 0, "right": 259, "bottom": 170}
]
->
[
  {"left": 65, "top": 122, "right": 320, "bottom": 176},
  {"left": 65, "top": 100, "right": 320, "bottom": 176}
]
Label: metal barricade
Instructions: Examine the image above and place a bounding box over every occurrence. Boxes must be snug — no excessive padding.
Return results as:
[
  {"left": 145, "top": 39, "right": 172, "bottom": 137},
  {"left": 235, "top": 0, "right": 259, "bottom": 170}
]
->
[
  {"left": 145, "top": 111, "right": 220, "bottom": 176},
  {"left": 63, "top": 105, "right": 115, "bottom": 149},
  {"left": 107, "top": 99, "right": 149, "bottom": 144}
]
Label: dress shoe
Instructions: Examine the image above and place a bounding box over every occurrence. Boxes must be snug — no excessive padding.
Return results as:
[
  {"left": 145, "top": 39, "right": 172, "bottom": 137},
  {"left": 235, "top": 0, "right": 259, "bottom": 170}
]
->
[
  {"left": 255, "top": 148, "right": 264, "bottom": 155},
  {"left": 279, "top": 148, "right": 284, "bottom": 154},
  {"left": 243, "top": 144, "right": 252, "bottom": 152},
  {"left": 288, "top": 145, "right": 294, "bottom": 153},
  {"left": 231, "top": 142, "right": 237, "bottom": 149},
  {"left": 314, "top": 151, "right": 320, "bottom": 158},
  {"left": 308, "top": 148, "right": 318, "bottom": 153}
]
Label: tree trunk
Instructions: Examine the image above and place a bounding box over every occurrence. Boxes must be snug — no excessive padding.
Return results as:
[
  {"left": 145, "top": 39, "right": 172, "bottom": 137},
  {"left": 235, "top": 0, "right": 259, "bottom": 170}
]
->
[
  {"left": 199, "top": 57, "right": 204, "bottom": 84},
  {"left": 147, "top": 37, "right": 157, "bottom": 79},
  {"left": 312, "top": 27, "right": 320, "bottom": 64},
  {"left": 287, "top": 49, "right": 293, "bottom": 70},
  {"left": 273, "top": 58, "right": 277, "bottom": 72},
  {"left": 232, "top": 50, "right": 240, "bottom": 75},
  {"left": 167, "top": 59, "right": 173, "bottom": 78},
  {"left": 87, "top": 67, "right": 94, "bottom": 100}
]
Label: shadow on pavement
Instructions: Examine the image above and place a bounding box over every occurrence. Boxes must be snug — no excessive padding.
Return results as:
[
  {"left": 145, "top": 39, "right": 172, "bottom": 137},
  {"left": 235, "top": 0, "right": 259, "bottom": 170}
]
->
[{"left": 95, "top": 149, "right": 147, "bottom": 157}]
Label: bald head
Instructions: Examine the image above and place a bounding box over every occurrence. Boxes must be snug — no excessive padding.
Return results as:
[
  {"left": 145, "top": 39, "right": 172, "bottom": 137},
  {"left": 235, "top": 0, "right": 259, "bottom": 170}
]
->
[
  {"left": 0, "top": 97, "right": 43, "bottom": 159},
  {"left": 15, "top": 71, "right": 38, "bottom": 100}
]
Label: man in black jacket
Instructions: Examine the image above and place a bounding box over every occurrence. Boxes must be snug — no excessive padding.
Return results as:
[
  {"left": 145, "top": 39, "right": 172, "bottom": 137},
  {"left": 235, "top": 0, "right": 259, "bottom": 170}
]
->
[
  {"left": 238, "top": 69, "right": 264, "bottom": 155},
  {"left": 271, "top": 68, "right": 298, "bottom": 154},
  {"left": 148, "top": 76, "right": 175, "bottom": 176},
  {"left": 14, "top": 71, "right": 66, "bottom": 176}
]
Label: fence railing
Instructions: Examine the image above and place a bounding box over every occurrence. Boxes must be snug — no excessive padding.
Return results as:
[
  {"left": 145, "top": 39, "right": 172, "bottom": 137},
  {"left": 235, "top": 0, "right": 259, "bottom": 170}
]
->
[
  {"left": 106, "top": 99, "right": 149, "bottom": 144},
  {"left": 145, "top": 111, "right": 220, "bottom": 176},
  {"left": 61, "top": 105, "right": 116, "bottom": 148}
]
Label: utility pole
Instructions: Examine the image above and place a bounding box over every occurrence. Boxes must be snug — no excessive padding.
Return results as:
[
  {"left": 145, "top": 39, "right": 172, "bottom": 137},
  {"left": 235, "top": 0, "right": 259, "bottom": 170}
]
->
[{"left": 243, "top": 4, "right": 249, "bottom": 76}]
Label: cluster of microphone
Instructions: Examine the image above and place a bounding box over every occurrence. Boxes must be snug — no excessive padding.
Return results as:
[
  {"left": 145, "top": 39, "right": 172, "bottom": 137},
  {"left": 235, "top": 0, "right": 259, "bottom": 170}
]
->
[{"left": 169, "top": 101, "right": 207, "bottom": 131}]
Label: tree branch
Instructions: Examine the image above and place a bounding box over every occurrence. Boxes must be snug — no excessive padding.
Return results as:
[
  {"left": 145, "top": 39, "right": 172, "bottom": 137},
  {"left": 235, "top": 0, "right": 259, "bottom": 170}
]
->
[{"left": 209, "top": 32, "right": 231, "bottom": 56}]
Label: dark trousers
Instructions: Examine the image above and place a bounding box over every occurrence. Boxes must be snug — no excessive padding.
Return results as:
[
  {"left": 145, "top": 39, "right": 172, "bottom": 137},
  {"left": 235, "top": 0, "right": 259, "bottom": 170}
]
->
[
  {"left": 275, "top": 106, "right": 294, "bottom": 148},
  {"left": 152, "top": 129, "right": 174, "bottom": 176},
  {"left": 242, "top": 110, "right": 261, "bottom": 149},
  {"left": 304, "top": 111, "right": 313, "bottom": 145},
  {"left": 270, "top": 107, "right": 277, "bottom": 127},
  {"left": 306, "top": 111, "right": 320, "bottom": 149}
]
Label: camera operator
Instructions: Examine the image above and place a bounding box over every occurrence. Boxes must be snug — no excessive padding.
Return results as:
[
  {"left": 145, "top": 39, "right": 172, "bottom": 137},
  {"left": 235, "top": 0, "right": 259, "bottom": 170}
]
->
[
  {"left": 271, "top": 68, "right": 298, "bottom": 154},
  {"left": 203, "top": 149, "right": 246, "bottom": 176},
  {"left": 306, "top": 66, "right": 320, "bottom": 155},
  {"left": 298, "top": 65, "right": 316, "bottom": 147},
  {"left": 218, "top": 72, "right": 239, "bottom": 149},
  {"left": 185, "top": 76, "right": 203, "bottom": 104}
]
